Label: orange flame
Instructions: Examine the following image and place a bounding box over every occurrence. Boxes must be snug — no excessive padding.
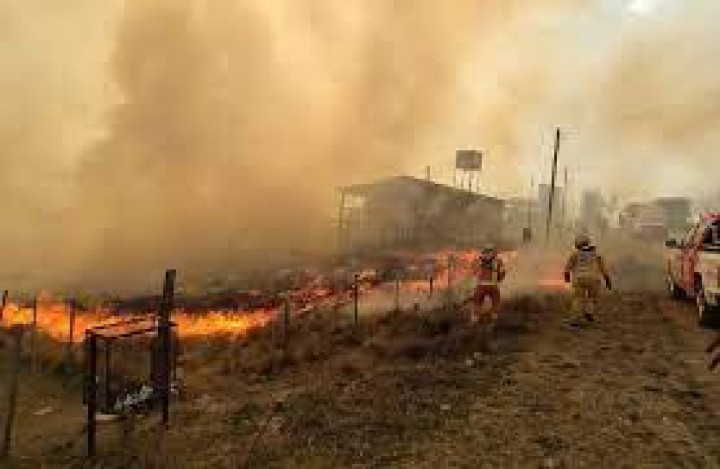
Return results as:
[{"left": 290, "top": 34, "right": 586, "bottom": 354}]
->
[
  {"left": 0, "top": 301, "right": 276, "bottom": 342},
  {"left": 0, "top": 302, "right": 112, "bottom": 342},
  {"left": 172, "top": 309, "right": 276, "bottom": 337}
]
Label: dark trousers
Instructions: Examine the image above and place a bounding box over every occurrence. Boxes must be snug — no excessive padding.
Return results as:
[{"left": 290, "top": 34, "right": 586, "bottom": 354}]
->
[{"left": 474, "top": 285, "right": 501, "bottom": 319}]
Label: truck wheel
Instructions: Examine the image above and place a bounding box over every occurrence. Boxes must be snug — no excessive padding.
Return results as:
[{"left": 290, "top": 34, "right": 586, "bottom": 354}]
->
[
  {"left": 695, "top": 280, "right": 719, "bottom": 328},
  {"left": 666, "top": 274, "right": 685, "bottom": 300}
]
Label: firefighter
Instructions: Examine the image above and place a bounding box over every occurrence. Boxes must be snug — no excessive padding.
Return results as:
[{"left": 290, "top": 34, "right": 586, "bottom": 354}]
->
[
  {"left": 564, "top": 233, "right": 612, "bottom": 326},
  {"left": 472, "top": 244, "right": 506, "bottom": 323}
]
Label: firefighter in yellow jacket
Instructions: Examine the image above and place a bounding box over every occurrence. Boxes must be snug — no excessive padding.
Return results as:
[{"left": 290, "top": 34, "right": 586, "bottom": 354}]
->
[{"left": 564, "top": 234, "right": 612, "bottom": 325}]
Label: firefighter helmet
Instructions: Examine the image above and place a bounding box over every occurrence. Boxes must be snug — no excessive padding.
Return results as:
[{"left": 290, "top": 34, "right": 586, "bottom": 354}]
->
[
  {"left": 575, "top": 233, "right": 591, "bottom": 249},
  {"left": 482, "top": 243, "right": 497, "bottom": 257}
]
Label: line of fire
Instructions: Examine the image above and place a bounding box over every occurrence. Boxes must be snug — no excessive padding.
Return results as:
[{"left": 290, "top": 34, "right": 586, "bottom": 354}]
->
[{"left": 0, "top": 155, "right": 703, "bottom": 346}]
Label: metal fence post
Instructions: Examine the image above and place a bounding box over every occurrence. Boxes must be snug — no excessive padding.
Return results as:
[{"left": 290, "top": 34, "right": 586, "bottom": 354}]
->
[
  {"left": 172, "top": 330, "right": 180, "bottom": 383},
  {"left": 31, "top": 296, "right": 38, "bottom": 373},
  {"left": 283, "top": 297, "right": 290, "bottom": 346},
  {"left": 353, "top": 274, "right": 359, "bottom": 328},
  {"left": 159, "top": 269, "right": 176, "bottom": 428},
  {"left": 1, "top": 326, "right": 24, "bottom": 459},
  {"left": 0, "top": 290, "right": 7, "bottom": 323},
  {"left": 446, "top": 255, "right": 455, "bottom": 307},
  {"left": 394, "top": 273, "right": 401, "bottom": 313},
  {"left": 86, "top": 333, "right": 98, "bottom": 458},
  {"left": 104, "top": 339, "right": 113, "bottom": 413},
  {"left": 65, "top": 300, "right": 77, "bottom": 366}
]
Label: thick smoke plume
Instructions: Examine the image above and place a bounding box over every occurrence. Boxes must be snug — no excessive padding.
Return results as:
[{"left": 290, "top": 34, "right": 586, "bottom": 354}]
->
[
  {"left": 58, "top": 0, "right": 564, "bottom": 289},
  {"left": 2, "top": 0, "right": 720, "bottom": 291}
]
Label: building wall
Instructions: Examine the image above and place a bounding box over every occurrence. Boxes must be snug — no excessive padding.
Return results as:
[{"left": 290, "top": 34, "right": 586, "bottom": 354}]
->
[{"left": 348, "top": 190, "right": 503, "bottom": 251}]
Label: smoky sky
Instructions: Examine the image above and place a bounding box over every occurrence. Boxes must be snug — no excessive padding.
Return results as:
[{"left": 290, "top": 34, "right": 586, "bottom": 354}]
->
[{"left": 1, "top": 0, "right": 720, "bottom": 290}]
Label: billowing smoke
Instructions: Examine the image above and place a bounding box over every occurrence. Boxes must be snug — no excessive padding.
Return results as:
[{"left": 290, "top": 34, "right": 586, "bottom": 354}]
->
[
  {"left": 586, "top": 1, "right": 720, "bottom": 197},
  {"left": 2, "top": 0, "right": 720, "bottom": 290},
  {"left": 0, "top": 1, "right": 120, "bottom": 288},
  {"left": 58, "top": 0, "right": 570, "bottom": 289}
]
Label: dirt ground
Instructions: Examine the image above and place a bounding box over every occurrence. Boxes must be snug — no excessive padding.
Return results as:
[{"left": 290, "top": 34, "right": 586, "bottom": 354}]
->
[
  {"left": 2, "top": 245, "right": 720, "bottom": 468},
  {"left": 408, "top": 293, "right": 720, "bottom": 469}
]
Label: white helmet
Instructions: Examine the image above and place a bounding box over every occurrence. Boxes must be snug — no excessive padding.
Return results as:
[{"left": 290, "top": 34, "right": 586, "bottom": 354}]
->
[
  {"left": 575, "top": 233, "right": 591, "bottom": 249},
  {"left": 482, "top": 243, "right": 497, "bottom": 256}
]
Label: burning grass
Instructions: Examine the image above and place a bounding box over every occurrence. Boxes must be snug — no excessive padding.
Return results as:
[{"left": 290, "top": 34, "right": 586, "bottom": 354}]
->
[
  {"left": 3, "top": 292, "right": 553, "bottom": 468},
  {"left": 173, "top": 292, "right": 549, "bottom": 402},
  {"left": 182, "top": 302, "right": 496, "bottom": 382},
  {"left": 92, "top": 294, "right": 548, "bottom": 468}
]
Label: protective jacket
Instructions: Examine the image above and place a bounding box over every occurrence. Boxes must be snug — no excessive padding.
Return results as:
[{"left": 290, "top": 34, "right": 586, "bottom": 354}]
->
[
  {"left": 565, "top": 246, "right": 610, "bottom": 282},
  {"left": 476, "top": 255, "right": 506, "bottom": 286}
]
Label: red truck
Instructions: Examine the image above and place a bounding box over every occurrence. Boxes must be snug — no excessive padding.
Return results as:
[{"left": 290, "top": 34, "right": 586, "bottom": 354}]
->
[{"left": 666, "top": 213, "right": 720, "bottom": 326}]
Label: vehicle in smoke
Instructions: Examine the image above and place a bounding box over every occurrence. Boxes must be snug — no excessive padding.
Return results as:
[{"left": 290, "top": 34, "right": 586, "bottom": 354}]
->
[
  {"left": 620, "top": 197, "right": 692, "bottom": 242},
  {"left": 580, "top": 190, "right": 609, "bottom": 237},
  {"left": 620, "top": 202, "right": 669, "bottom": 241},
  {"left": 666, "top": 213, "right": 720, "bottom": 326},
  {"left": 655, "top": 197, "right": 692, "bottom": 238}
]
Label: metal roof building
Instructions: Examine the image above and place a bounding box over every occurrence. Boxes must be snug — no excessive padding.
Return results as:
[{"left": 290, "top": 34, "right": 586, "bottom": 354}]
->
[{"left": 337, "top": 176, "right": 504, "bottom": 253}]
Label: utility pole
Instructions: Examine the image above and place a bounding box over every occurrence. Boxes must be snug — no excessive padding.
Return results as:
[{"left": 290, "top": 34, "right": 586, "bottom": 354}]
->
[
  {"left": 562, "top": 167, "right": 569, "bottom": 231},
  {"left": 527, "top": 174, "right": 534, "bottom": 231},
  {"left": 546, "top": 127, "right": 562, "bottom": 243}
]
